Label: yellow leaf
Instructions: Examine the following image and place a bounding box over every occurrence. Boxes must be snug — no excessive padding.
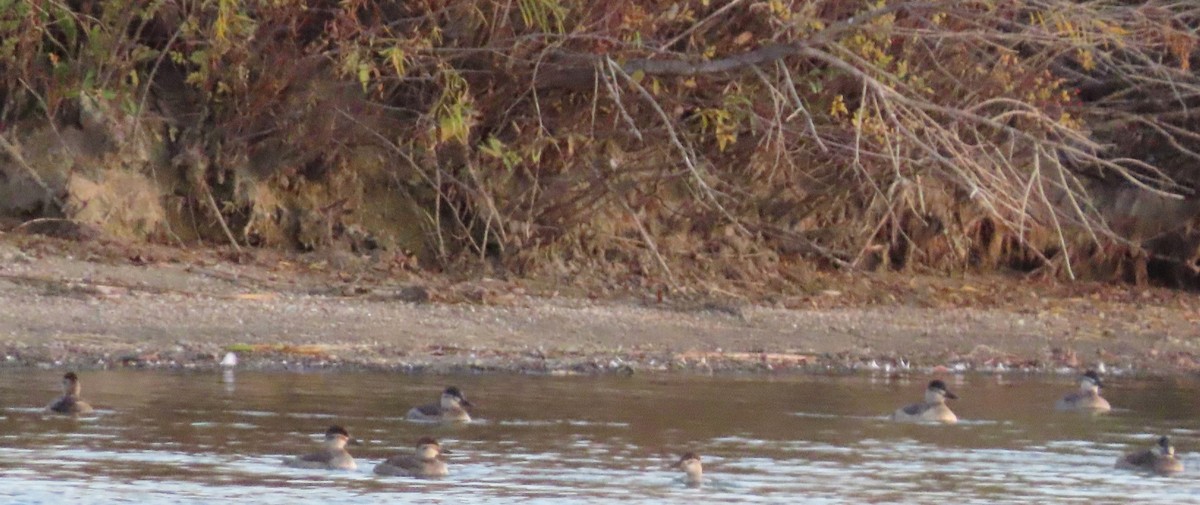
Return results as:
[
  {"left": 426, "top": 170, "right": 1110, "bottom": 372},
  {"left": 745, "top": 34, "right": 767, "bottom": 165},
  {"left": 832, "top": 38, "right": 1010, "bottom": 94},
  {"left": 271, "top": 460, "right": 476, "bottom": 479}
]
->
[
  {"left": 1094, "top": 19, "right": 1128, "bottom": 37},
  {"left": 769, "top": 0, "right": 788, "bottom": 18},
  {"left": 281, "top": 344, "right": 329, "bottom": 356},
  {"left": 232, "top": 292, "right": 277, "bottom": 301},
  {"left": 1077, "top": 49, "right": 1095, "bottom": 71},
  {"left": 830, "top": 95, "right": 849, "bottom": 118},
  {"left": 357, "top": 62, "right": 371, "bottom": 92},
  {"left": 386, "top": 47, "right": 406, "bottom": 76},
  {"left": 439, "top": 116, "right": 459, "bottom": 143}
]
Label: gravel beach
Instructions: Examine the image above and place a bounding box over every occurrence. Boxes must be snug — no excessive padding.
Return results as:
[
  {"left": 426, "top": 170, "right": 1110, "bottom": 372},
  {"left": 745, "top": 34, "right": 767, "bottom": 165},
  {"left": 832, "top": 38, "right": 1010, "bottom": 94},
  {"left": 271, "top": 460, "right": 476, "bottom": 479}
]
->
[{"left": 2, "top": 237, "right": 1199, "bottom": 376}]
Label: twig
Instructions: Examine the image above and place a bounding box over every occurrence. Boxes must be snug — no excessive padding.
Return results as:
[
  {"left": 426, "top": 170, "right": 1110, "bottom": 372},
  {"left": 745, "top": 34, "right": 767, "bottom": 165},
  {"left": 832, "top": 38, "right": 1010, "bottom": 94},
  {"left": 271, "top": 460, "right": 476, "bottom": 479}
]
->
[
  {"left": 658, "top": 0, "right": 747, "bottom": 51},
  {"left": 599, "top": 61, "right": 643, "bottom": 142},
  {"left": 203, "top": 188, "right": 242, "bottom": 254}
]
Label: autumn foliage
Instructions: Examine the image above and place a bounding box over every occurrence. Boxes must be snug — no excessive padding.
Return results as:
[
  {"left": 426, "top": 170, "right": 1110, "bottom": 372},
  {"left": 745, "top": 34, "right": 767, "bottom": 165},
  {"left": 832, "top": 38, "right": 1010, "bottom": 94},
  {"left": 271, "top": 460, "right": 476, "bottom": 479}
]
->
[{"left": 1, "top": 1, "right": 1199, "bottom": 292}]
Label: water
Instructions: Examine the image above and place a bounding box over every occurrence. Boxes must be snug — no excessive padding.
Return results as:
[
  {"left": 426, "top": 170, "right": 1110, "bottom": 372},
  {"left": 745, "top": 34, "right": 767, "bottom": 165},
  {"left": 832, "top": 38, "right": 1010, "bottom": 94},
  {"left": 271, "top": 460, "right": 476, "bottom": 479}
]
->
[{"left": 0, "top": 370, "right": 1197, "bottom": 504}]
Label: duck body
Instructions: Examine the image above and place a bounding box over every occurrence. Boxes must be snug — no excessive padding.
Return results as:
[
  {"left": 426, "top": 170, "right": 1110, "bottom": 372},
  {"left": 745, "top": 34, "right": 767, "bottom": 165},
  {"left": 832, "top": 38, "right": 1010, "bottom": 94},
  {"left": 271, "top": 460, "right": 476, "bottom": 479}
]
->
[
  {"left": 407, "top": 387, "right": 472, "bottom": 423},
  {"left": 406, "top": 403, "right": 470, "bottom": 423},
  {"left": 1056, "top": 370, "right": 1111, "bottom": 413},
  {"left": 374, "top": 454, "right": 448, "bottom": 478},
  {"left": 284, "top": 425, "right": 357, "bottom": 471},
  {"left": 374, "top": 437, "right": 449, "bottom": 478},
  {"left": 285, "top": 448, "right": 357, "bottom": 471},
  {"left": 48, "top": 395, "right": 94, "bottom": 415},
  {"left": 1117, "top": 436, "right": 1183, "bottom": 476},
  {"left": 1055, "top": 391, "right": 1111, "bottom": 412},
  {"left": 891, "top": 380, "right": 958, "bottom": 424},
  {"left": 674, "top": 452, "right": 703, "bottom": 488},
  {"left": 47, "top": 372, "right": 94, "bottom": 415},
  {"left": 891, "top": 402, "right": 958, "bottom": 424}
]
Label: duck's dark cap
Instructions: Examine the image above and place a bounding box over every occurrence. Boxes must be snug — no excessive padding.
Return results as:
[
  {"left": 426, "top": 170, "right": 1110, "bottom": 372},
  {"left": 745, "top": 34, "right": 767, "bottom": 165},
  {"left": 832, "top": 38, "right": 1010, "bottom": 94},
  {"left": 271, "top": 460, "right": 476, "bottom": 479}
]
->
[
  {"left": 63, "top": 372, "right": 79, "bottom": 381},
  {"left": 326, "top": 425, "right": 350, "bottom": 437},
  {"left": 416, "top": 436, "right": 440, "bottom": 446}
]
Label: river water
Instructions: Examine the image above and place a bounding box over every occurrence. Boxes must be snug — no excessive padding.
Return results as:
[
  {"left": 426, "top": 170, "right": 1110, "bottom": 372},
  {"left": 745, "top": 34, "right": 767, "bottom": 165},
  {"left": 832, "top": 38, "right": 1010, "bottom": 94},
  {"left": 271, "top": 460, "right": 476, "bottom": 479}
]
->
[{"left": 0, "top": 370, "right": 1196, "bottom": 504}]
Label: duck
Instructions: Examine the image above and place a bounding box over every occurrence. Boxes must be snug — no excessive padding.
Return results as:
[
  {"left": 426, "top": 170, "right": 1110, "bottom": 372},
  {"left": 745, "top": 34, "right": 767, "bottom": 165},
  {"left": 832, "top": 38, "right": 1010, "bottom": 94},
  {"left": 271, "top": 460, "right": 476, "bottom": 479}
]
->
[
  {"left": 1055, "top": 370, "right": 1111, "bottom": 412},
  {"left": 891, "top": 379, "right": 958, "bottom": 424},
  {"left": 47, "top": 372, "right": 94, "bottom": 415},
  {"left": 373, "top": 437, "right": 449, "bottom": 478},
  {"left": 673, "top": 452, "right": 703, "bottom": 487},
  {"left": 283, "top": 425, "right": 357, "bottom": 470},
  {"left": 1116, "top": 436, "right": 1183, "bottom": 476},
  {"left": 407, "top": 386, "right": 472, "bottom": 423}
]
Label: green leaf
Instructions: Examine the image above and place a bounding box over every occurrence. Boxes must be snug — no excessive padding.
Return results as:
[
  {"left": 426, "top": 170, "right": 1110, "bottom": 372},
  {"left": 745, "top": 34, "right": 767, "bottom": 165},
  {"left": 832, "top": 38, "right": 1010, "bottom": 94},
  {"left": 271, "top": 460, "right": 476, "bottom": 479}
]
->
[{"left": 357, "top": 62, "right": 371, "bottom": 92}]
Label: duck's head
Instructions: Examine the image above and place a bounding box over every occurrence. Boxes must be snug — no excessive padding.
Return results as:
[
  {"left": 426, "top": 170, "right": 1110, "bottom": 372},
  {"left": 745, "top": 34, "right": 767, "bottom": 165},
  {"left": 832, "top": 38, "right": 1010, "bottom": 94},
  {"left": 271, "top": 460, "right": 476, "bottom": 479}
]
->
[
  {"left": 62, "top": 372, "right": 81, "bottom": 395},
  {"left": 441, "top": 386, "right": 473, "bottom": 409},
  {"left": 1157, "top": 436, "right": 1175, "bottom": 458},
  {"left": 415, "top": 436, "right": 445, "bottom": 459},
  {"left": 324, "top": 425, "right": 357, "bottom": 448},
  {"left": 674, "top": 452, "right": 703, "bottom": 476},
  {"left": 1080, "top": 370, "right": 1103, "bottom": 391},
  {"left": 926, "top": 380, "right": 957, "bottom": 401}
]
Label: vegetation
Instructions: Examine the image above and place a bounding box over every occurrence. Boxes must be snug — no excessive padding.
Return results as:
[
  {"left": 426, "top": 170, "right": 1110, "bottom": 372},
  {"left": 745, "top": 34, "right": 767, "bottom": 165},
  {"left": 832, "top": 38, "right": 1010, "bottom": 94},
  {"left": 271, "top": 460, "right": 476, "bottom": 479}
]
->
[{"left": 1, "top": 0, "right": 1199, "bottom": 294}]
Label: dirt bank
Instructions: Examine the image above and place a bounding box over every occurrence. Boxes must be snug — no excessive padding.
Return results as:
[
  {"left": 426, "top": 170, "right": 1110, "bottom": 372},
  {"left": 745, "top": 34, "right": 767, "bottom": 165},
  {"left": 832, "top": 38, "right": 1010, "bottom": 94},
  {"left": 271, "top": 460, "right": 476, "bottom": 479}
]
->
[{"left": 1, "top": 234, "right": 1198, "bottom": 376}]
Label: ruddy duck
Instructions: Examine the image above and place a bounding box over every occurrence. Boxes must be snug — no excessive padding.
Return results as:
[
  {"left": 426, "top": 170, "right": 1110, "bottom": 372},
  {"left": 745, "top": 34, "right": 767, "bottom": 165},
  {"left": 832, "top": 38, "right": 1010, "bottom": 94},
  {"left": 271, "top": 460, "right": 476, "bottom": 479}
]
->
[
  {"left": 407, "top": 386, "right": 472, "bottom": 423},
  {"left": 47, "top": 372, "right": 94, "bottom": 415},
  {"left": 673, "top": 452, "right": 703, "bottom": 487},
  {"left": 1055, "top": 370, "right": 1111, "bottom": 413},
  {"left": 373, "top": 437, "right": 449, "bottom": 478},
  {"left": 1117, "top": 436, "right": 1183, "bottom": 476},
  {"left": 284, "top": 425, "right": 357, "bottom": 470},
  {"left": 891, "top": 380, "right": 958, "bottom": 424}
]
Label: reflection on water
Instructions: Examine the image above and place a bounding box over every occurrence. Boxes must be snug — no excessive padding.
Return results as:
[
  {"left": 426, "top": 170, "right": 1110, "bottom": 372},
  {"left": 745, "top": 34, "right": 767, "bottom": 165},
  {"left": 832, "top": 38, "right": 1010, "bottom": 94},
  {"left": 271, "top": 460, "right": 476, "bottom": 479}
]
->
[{"left": 0, "top": 370, "right": 1197, "bottom": 504}]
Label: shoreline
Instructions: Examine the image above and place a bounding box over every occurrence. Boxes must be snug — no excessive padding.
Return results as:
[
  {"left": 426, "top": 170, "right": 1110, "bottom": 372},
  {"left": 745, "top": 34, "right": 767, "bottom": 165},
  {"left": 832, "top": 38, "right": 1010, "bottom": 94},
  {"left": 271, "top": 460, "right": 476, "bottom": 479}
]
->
[{"left": 1, "top": 236, "right": 1199, "bottom": 377}]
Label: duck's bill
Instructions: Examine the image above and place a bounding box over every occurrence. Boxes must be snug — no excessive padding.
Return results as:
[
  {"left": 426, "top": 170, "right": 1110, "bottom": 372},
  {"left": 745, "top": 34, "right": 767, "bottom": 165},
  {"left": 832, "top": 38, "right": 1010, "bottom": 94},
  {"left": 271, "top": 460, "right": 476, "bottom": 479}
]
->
[
  {"left": 347, "top": 438, "right": 363, "bottom": 446},
  {"left": 944, "top": 391, "right": 958, "bottom": 400}
]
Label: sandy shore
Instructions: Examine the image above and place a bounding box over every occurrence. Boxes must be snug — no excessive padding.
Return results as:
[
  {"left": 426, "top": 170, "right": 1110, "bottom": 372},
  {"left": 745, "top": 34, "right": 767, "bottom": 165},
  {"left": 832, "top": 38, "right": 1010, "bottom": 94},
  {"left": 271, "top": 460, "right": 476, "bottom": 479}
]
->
[{"left": 1, "top": 236, "right": 1199, "bottom": 376}]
